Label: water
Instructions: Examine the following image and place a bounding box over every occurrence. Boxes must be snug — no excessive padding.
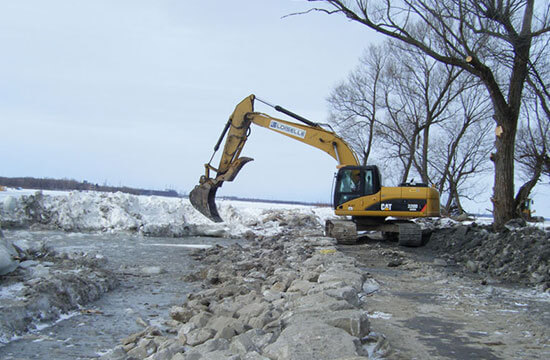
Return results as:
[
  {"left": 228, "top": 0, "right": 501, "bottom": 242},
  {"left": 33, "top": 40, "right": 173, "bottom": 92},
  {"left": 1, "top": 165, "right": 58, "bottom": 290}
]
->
[{"left": 1, "top": 230, "right": 241, "bottom": 360}]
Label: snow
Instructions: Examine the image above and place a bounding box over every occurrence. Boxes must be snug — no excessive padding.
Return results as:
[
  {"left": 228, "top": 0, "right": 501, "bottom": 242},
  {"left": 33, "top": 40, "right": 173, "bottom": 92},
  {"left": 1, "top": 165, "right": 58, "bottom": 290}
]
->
[
  {"left": 1, "top": 188, "right": 547, "bottom": 238},
  {"left": 0, "top": 188, "right": 335, "bottom": 238},
  {"left": 370, "top": 311, "right": 392, "bottom": 320},
  {"left": 144, "top": 243, "right": 212, "bottom": 249}
]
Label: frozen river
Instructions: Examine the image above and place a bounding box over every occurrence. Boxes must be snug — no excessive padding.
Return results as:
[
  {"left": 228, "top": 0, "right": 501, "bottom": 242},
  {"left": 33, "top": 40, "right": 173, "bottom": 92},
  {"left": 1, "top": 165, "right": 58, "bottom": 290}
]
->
[{"left": 1, "top": 230, "right": 241, "bottom": 360}]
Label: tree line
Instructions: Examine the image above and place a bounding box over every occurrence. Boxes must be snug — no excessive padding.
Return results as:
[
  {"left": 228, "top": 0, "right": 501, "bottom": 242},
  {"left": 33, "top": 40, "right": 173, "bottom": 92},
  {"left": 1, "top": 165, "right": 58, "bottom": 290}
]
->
[
  {"left": 302, "top": 0, "right": 549, "bottom": 227},
  {"left": 0, "top": 177, "right": 180, "bottom": 198}
]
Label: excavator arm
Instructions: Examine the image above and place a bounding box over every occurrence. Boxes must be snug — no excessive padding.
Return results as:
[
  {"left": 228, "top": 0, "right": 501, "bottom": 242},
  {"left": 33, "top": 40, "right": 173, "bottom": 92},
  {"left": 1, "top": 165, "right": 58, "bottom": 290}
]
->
[{"left": 189, "top": 94, "right": 358, "bottom": 222}]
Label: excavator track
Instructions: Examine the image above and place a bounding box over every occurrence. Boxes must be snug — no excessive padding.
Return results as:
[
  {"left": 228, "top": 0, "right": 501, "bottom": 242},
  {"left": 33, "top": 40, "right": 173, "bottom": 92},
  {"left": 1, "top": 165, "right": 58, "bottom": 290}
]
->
[
  {"left": 326, "top": 219, "right": 424, "bottom": 247},
  {"left": 325, "top": 219, "right": 357, "bottom": 244},
  {"left": 396, "top": 222, "right": 423, "bottom": 247}
]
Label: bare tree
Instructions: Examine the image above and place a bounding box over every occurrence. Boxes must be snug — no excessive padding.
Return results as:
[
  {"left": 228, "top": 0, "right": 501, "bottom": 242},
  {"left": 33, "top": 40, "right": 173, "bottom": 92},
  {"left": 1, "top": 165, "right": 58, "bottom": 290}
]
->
[
  {"left": 327, "top": 37, "right": 493, "bottom": 212},
  {"left": 514, "top": 33, "right": 550, "bottom": 216},
  {"left": 327, "top": 44, "right": 387, "bottom": 165},
  {"left": 306, "top": 0, "right": 550, "bottom": 228},
  {"left": 380, "top": 40, "right": 465, "bottom": 185},
  {"left": 514, "top": 98, "right": 550, "bottom": 215},
  {"left": 429, "top": 88, "right": 493, "bottom": 214}
]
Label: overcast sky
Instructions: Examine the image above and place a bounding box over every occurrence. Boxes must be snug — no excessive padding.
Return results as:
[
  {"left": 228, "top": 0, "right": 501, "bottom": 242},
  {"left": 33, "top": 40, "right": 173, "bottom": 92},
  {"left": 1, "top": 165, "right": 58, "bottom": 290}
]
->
[{"left": 1, "top": 0, "right": 548, "bottom": 216}]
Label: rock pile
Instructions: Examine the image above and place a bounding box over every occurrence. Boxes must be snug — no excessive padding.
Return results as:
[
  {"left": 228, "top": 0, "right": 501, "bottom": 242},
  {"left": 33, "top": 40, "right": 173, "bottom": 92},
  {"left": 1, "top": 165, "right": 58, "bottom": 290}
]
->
[
  {"left": 101, "top": 231, "right": 382, "bottom": 360},
  {"left": 0, "top": 234, "right": 118, "bottom": 343},
  {"left": 426, "top": 219, "right": 550, "bottom": 290}
]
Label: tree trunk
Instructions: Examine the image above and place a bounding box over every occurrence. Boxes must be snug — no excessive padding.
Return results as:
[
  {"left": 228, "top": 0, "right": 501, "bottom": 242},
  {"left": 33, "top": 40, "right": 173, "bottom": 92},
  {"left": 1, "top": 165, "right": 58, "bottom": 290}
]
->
[
  {"left": 421, "top": 127, "right": 430, "bottom": 184},
  {"left": 492, "top": 111, "right": 518, "bottom": 229},
  {"left": 514, "top": 159, "right": 543, "bottom": 218}
]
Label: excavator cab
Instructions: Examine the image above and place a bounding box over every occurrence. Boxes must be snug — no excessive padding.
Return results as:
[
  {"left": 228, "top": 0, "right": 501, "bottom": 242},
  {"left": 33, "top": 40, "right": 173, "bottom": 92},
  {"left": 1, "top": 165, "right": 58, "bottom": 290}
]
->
[{"left": 333, "top": 166, "right": 381, "bottom": 208}]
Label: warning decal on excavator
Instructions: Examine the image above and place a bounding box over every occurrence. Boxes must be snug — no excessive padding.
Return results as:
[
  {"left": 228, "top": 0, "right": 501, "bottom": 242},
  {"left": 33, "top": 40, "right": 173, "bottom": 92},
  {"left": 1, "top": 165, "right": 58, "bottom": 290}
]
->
[{"left": 269, "top": 120, "right": 306, "bottom": 139}]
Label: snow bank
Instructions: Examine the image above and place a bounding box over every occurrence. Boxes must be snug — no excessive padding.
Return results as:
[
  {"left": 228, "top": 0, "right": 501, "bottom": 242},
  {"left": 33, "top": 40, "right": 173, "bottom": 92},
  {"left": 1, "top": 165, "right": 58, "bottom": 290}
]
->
[{"left": 0, "top": 189, "right": 334, "bottom": 238}]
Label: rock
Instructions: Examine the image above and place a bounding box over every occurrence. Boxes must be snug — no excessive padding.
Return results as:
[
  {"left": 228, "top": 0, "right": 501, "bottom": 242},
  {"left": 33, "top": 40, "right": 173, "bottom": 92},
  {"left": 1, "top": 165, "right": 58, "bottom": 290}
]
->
[
  {"left": 248, "top": 310, "right": 276, "bottom": 329},
  {"left": 170, "top": 306, "right": 194, "bottom": 323},
  {"left": 292, "top": 292, "right": 354, "bottom": 313},
  {"left": 185, "top": 328, "right": 216, "bottom": 346},
  {"left": 242, "top": 351, "right": 271, "bottom": 360},
  {"left": 122, "top": 328, "right": 147, "bottom": 345},
  {"left": 387, "top": 259, "right": 403, "bottom": 267},
  {"left": 207, "top": 316, "right": 246, "bottom": 339},
  {"left": 188, "top": 311, "right": 212, "bottom": 328},
  {"left": 323, "top": 310, "right": 370, "bottom": 338},
  {"left": 504, "top": 218, "right": 527, "bottom": 231},
  {"left": 362, "top": 278, "right": 380, "bottom": 295},
  {"left": 287, "top": 279, "right": 315, "bottom": 294},
  {"left": 192, "top": 337, "right": 230, "bottom": 353},
  {"left": 466, "top": 260, "right": 478, "bottom": 273},
  {"left": 433, "top": 258, "right": 447, "bottom": 266},
  {"left": 18, "top": 260, "right": 39, "bottom": 269},
  {"left": 99, "top": 345, "right": 128, "bottom": 360},
  {"left": 262, "top": 290, "right": 283, "bottom": 302},
  {"left": 178, "top": 322, "right": 197, "bottom": 338},
  {"left": 141, "top": 266, "right": 165, "bottom": 275},
  {"left": 286, "top": 308, "right": 370, "bottom": 339},
  {"left": 146, "top": 343, "right": 184, "bottom": 360},
  {"left": 127, "top": 337, "right": 157, "bottom": 358},
  {"left": 3, "top": 195, "right": 17, "bottom": 213},
  {"left": 0, "top": 237, "right": 19, "bottom": 275},
  {"left": 317, "top": 268, "right": 364, "bottom": 291},
  {"left": 229, "top": 329, "right": 274, "bottom": 356},
  {"left": 454, "top": 213, "right": 473, "bottom": 222},
  {"left": 236, "top": 302, "right": 269, "bottom": 323},
  {"left": 136, "top": 317, "right": 150, "bottom": 327},
  {"left": 264, "top": 321, "right": 361, "bottom": 360},
  {"left": 323, "top": 286, "right": 360, "bottom": 307}
]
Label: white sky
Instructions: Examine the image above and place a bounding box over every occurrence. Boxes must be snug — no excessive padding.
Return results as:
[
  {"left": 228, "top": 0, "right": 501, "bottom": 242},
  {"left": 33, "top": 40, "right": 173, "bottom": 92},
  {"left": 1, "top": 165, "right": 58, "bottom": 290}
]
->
[{"left": 1, "top": 0, "right": 548, "bottom": 217}]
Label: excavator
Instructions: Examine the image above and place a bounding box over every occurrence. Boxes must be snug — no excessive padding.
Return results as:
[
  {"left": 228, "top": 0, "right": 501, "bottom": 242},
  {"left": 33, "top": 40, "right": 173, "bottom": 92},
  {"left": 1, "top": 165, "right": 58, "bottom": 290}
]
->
[{"left": 190, "top": 95, "right": 440, "bottom": 246}]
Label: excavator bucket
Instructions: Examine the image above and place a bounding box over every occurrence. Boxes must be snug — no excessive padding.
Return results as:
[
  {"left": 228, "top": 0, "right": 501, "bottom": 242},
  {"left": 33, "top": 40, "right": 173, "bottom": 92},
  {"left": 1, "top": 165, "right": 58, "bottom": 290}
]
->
[
  {"left": 190, "top": 157, "right": 254, "bottom": 223},
  {"left": 189, "top": 181, "right": 223, "bottom": 223}
]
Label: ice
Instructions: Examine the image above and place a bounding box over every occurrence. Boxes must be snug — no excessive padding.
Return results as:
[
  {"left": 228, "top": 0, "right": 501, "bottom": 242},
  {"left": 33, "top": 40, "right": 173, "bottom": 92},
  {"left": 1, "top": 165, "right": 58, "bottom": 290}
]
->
[
  {"left": 143, "top": 243, "right": 212, "bottom": 249},
  {"left": 370, "top": 311, "right": 392, "bottom": 320},
  {"left": 0, "top": 189, "right": 334, "bottom": 238},
  {"left": 0, "top": 283, "right": 25, "bottom": 300}
]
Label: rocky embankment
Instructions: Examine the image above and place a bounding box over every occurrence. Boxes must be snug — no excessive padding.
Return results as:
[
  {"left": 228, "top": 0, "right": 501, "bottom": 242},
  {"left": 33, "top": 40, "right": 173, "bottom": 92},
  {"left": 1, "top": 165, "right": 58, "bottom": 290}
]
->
[
  {"left": 101, "top": 230, "right": 384, "bottom": 360},
  {"left": 426, "top": 218, "right": 550, "bottom": 291},
  {"left": 0, "top": 230, "right": 118, "bottom": 343}
]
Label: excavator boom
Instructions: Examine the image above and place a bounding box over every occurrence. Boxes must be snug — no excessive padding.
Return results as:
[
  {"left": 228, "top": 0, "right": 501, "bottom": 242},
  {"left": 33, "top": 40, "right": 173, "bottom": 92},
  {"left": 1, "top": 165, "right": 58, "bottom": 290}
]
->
[{"left": 189, "top": 94, "right": 358, "bottom": 222}]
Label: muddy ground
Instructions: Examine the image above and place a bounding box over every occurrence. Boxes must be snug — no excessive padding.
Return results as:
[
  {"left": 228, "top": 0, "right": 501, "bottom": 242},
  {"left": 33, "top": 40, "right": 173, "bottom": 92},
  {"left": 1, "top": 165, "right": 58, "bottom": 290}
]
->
[{"left": 340, "top": 234, "right": 550, "bottom": 359}]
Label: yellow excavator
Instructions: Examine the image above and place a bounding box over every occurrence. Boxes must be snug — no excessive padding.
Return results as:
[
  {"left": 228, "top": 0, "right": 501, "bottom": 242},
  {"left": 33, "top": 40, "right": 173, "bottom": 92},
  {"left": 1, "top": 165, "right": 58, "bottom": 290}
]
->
[{"left": 190, "top": 95, "right": 440, "bottom": 246}]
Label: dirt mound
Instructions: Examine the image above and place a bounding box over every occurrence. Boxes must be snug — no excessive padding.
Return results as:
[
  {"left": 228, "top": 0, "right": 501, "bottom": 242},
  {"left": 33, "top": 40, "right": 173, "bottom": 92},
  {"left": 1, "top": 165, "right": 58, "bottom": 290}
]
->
[{"left": 426, "top": 221, "right": 550, "bottom": 290}]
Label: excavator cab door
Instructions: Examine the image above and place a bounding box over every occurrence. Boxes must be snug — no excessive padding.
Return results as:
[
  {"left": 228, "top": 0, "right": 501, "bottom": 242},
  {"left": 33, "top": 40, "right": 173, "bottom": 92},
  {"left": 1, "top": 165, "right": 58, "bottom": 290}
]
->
[{"left": 333, "top": 166, "right": 381, "bottom": 208}]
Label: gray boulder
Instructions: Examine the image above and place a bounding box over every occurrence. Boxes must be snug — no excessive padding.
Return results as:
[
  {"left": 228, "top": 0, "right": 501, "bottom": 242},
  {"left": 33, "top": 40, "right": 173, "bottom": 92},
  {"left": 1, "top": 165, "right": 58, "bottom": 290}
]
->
[
  {"left": 264, "top": 321, "right": 361, "bottom": 360},
  {"left": 0, "top": 237, "right": 19, "bottom": 275}
]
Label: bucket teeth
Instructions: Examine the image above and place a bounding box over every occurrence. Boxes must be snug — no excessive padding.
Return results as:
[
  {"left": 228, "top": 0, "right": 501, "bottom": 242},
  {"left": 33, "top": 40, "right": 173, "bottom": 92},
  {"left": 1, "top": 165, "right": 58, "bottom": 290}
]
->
[{"left": 189, "top": 181, "right": 223, "bottom": 223}]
